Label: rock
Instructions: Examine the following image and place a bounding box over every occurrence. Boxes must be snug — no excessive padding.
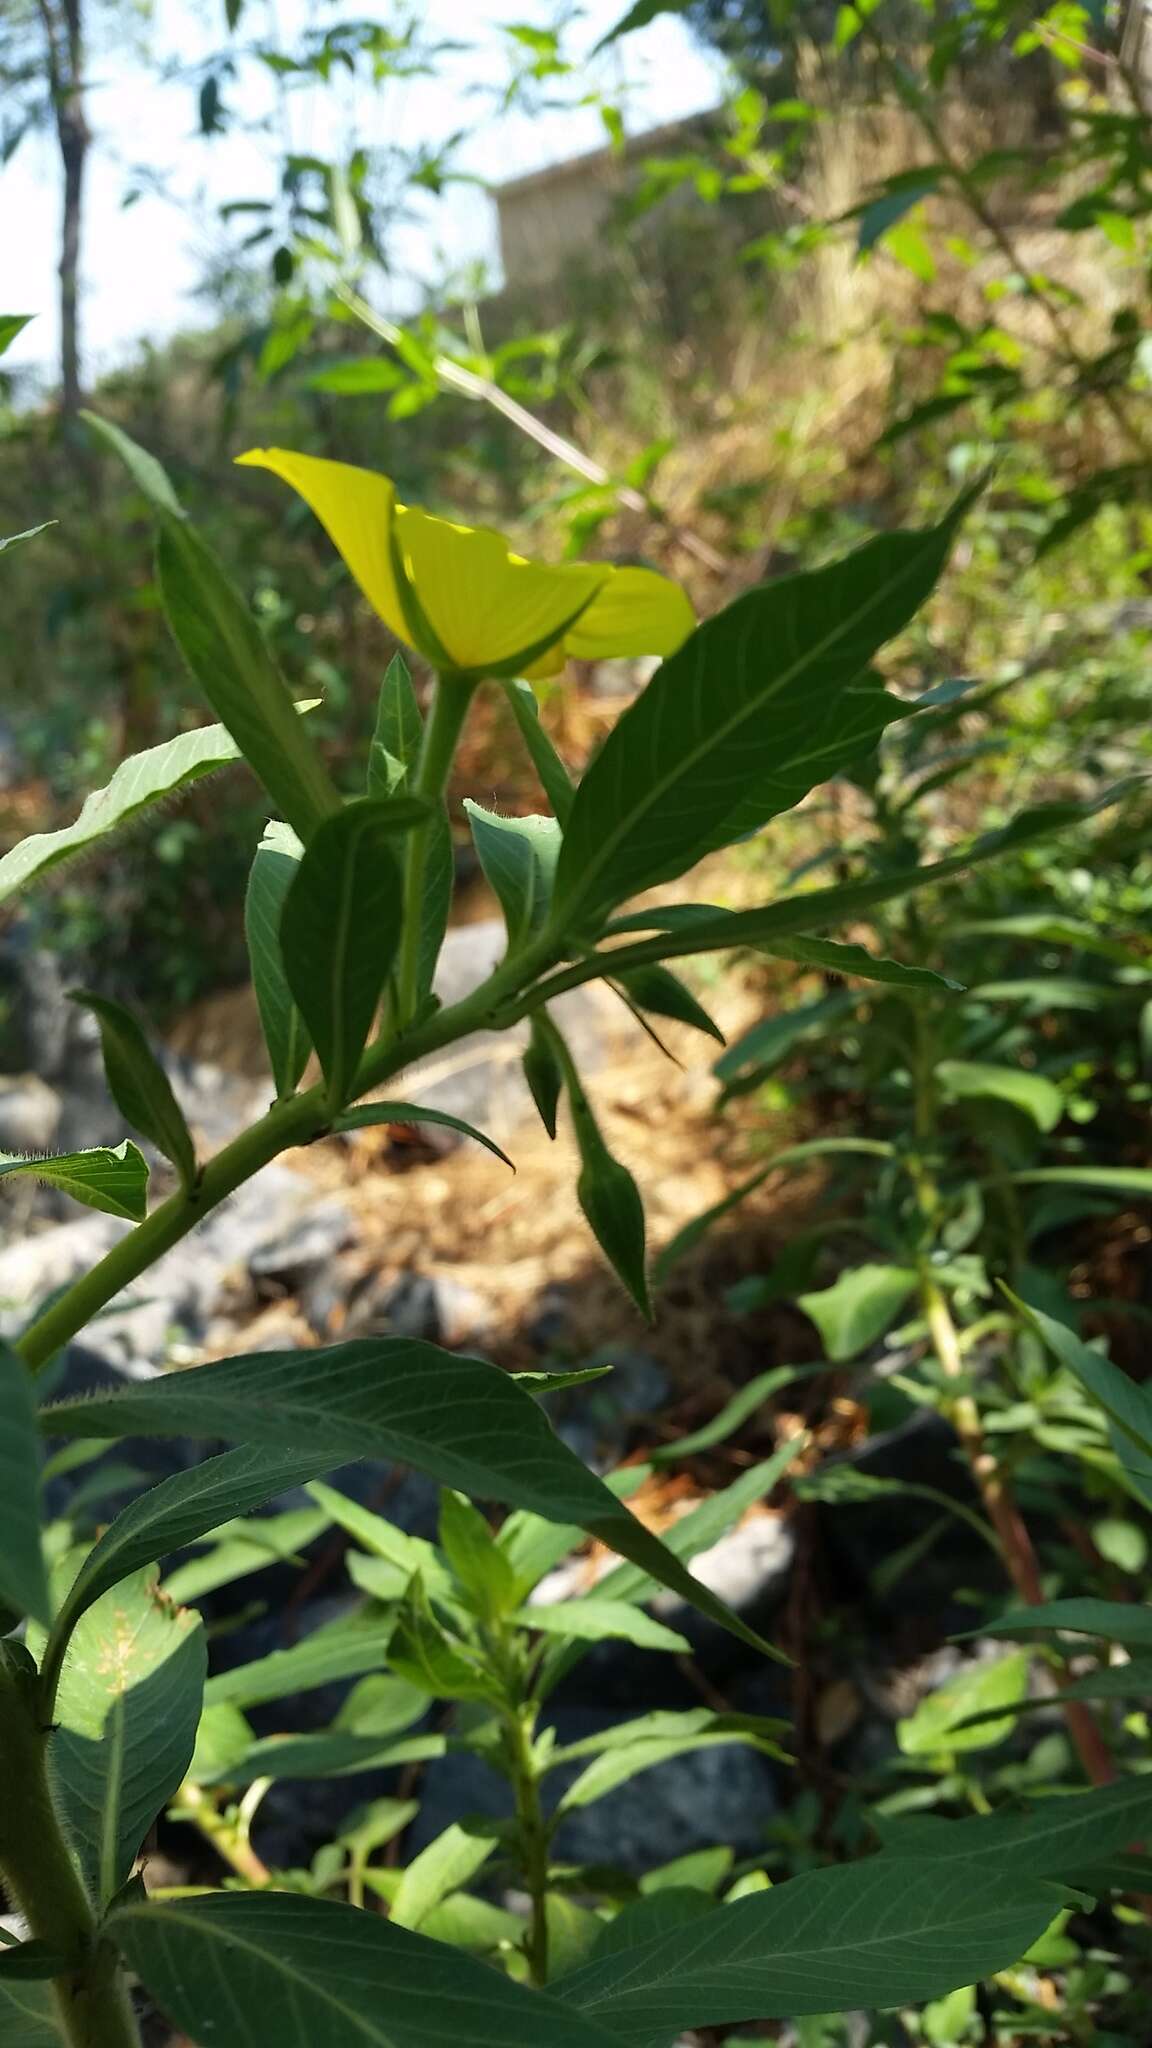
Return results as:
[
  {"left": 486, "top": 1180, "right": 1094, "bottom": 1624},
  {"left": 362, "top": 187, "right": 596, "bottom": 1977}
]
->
[
  {"left": 548, "top": 1708, "right": 779, "bottom": 1872},
  {"left": 340, "top": 1269, "right": 492, "bottom": 1349},
  {"left": 248, "top": 1198, "right": 356, "bottom": 1294},
  {"left": 0, "top": 1073, "right": 61, "bottom": 1151}
]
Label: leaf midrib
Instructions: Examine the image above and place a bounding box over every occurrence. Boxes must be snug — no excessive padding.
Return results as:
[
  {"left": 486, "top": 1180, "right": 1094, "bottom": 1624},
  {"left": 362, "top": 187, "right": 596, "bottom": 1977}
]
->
[{"left": 557, "top": 532, "right": 938, "bottom": 923}]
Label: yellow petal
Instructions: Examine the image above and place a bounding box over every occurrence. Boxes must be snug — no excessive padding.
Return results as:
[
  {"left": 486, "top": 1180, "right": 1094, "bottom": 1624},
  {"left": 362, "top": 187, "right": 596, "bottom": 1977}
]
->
[
  {"left": 236, "top": 449, "right": 408, "bottom": 641},
  {"left": 563, "top": 564, "right": 696, "bottom": 662},
  {"left": 395, "top": 505, "right": 607, "bottom": 672}
]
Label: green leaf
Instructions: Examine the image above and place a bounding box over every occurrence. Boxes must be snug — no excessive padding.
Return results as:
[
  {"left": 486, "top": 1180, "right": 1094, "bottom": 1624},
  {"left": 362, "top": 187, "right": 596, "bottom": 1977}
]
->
[
  {"left": 0, "top": 721, "right": 272, "bottom": 907},
  {"left": 546, "top": 1018, "right": 649, "bottom": 1317},
  {"left": 760, "top": 936, "right": 961, "bottom": 991},
  {"left": 535, "top": 784, "right": 1141, "bottom": 997},
  {"left": 41, "top": 1445, "right": 342, "bottom": 1698},
  {"left": 641, "top": 1847, "right": 733, "bottom": 1896},
  {"left": 307, "top": 1481, "right": 452, "bottom": 1598},
  {"left": 857, "top": 175, "right": 940, "bottom": 252},
  {"left": 655, "top": 1141, "right": 893, "bottom": 1282},
  {"left": 162, "top": 1505, "right": 330, "bottom": 1604},
  {"left": 515, "top": 1598, "right": 690, "bottom": 1654},
  {"left": 972, "top": 977, "right": 1135, "bottom": 1010},
  {"left": 48, "top": 1569, "right": 205, "bottom": 1903},
  {"left": 556, "top": 1859, "right": 1057, "bottom": 2035},
  {"left": 0, "top": 1982, "right": 61, "bottom": 2047},
  {"left": 798, "top": 1264, "right": 919, "bottom": 1361},
  {"left": 713, "top": 993, "right": 859, "bottom": 1086},
  {"left": 0, "top": 314, "right": 33, "bottom": 357},
  {"left": 309, "top": 358, "right": 408, "bottom": 396},
  {"left": 897, "top": 1652, "right": 1030, "bottom": 1756},
  {"left": 40, "top": 1341, "right": 778, "bottom": 1659},
  {"left": 71, "top": 992, "right": 197, "bottom": 1190},
  {"left": 558, "top": 1726, "right": 771, "bottom": 1810},
  {"left": 334, "top": 1101, "right": 513, "bottom": 1169},
  {"left": 649, "top": 1364, "right": 824, "bottom": 1464},
  {"left": 386, "top": 1574, "right": 500, "bottom": 1703},
  {"left": 973, "top": 1598, "right": 1152, "bottom": 1651},
  {"left": 0, "top": 524, "right": 55, "bottom": 557},
  {"left": 390, "top": 1822, "right": 499, "bottom": 1931},
  {"left": 417, "top": 1892, "right": 523, "bottom": 1954},
  {"left": 876, "top": 1775, "right": 1152, "bottom": 1876},
  {"left": 280, "top": 798, "right": 411, "bottom": 1107},
  {"left": 417, "top": 807, "right": 455, "bottom": 1000},
  {"left": 0, "top": 1341, "right": 51, "bottom": 1628},
  {"left": 592, "top": 1891, "right": 715, "bottom": 1960},
  {"left": 1011, "top": 1166, "right": 1152, "bottom": 1198},
  {"left": 369, "top": 653, "right": 423, "bottom": 797},
  {"left": 523, "top": 1014, "right": 563, "bottom": 1139},
  {"left": 592, "top": 1442, "right": 804, "bottom": 1615},
  {"left": 86, "top": 413, "right": 342, "bottom": 843},
  {"left": 0, "top": 1945, "right": 68, "bottom": 1982},
  {"left": 956, "top": 1659, "right": 1152, "bottom": 1729},
  {"left": 438, "top": 1490, "right": 519, "bottom": 1621},
  {"left": 1008, "top": 1291, "right": 1152, "bottom": 1506},
  {"left": 464, "top": 803, "right": 561, "bottom": 947},
  {"left": 107, "top": 1892, "right": 626, "bottom": 2048},
  {"left": 0, "top": 1141, "right": 148, "bottom": 1222},
  {"left": 199, "top": 1729, "right": 442, "bottom": 1788},
  {"left": 202, "top": 1619, "right": 396, "bottom": 1711},
  {"left": 504, "top": 680, "right": 575, "bottom": 823},
  {"left": 938, "top": 1060, "right": 1063, "bottom": 1133},
  {"left": 245, "top": 821, "right": 312, "bottom": 1097},
  {"left": 615, "top": 966, "right": 724, "bottom": 1043},
  {"left": 551, "top": 503, "right": 969, "bottom": 929}
]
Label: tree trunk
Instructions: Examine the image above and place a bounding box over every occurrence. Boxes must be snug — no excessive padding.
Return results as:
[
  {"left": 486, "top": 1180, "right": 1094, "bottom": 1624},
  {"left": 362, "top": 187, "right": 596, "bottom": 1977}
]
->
[{"left": 37, "top": 0, "right": 90, "bottom": 416}]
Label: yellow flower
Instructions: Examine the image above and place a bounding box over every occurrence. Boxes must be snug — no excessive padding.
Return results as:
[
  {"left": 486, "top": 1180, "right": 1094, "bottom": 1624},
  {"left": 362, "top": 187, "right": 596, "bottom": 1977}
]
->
[{"left": 236, "top": 448, "right": 695, "bottom": 678}]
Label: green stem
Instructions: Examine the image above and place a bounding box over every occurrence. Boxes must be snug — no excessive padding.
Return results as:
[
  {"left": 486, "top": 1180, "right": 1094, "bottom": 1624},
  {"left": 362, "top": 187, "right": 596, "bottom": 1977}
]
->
[
  {"left": 396, "top": 672, "right": 478, "bottom": 1027},
  {"left": 505, "top": 1704, "right": 550, "bottom": 1987},
  {"left": 18, "top": 925, "right": 557, "bottom": 1378},
  {"left": 0, "top": 1647, "right": 140, "bottom": 2048}
]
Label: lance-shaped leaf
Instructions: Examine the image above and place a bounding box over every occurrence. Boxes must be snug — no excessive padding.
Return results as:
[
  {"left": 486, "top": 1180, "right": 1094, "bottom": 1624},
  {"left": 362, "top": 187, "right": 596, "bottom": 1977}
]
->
[
  {"left": 47, "top": 1569, "right": 206, "bottom": 1903},
  {"left": 557, "top": 1861, "right": 1058, "bottom": 2037},
  {"left": 551, "top": 501, "right": 970, "bottom": 928},
  {"left": 245, "top": 821, "right": 312, "bottom": 1097},
  {"left": 106, "top": 1892, "right": 627, "bottom": 2048},
  {"left": 546, "top": 1018, "right": 650, "bottom": 1318},
  {"left": 38, "top": 1444, "right": 345, "bottom": 1709},
  {"left": 759, "top": 935, "right": 962, "bottom": 991},
  {"left": 86, "top": 411, "right": 341, "bottom": 843},
  {"left": 0, "top": 717, "right": 312, "bottom": 908},
  {"left": 1008, "top": 1291, "right": 1152, "bottom": 1507},
  {"left": 522, "top": 1013, "right": 563, "bottom": 1138},
  {"left": 0, "top": 1981, "right": 61, "bottom": 2046},
  {"left": 0, "top": 1141, "right": 148, "bottom": 1221},
  {"left": 38, "top": 1339, "right": 779, "bottom": 1657},
  {"left": 368, "top": 652, "right": 423, "bottom": 797},
  {"left": 655, "top": 1138, "right": 893, "bottom": 1282},
  {"left": 798, "top": 1263, "right": 920, "bottom": 1362},
  {"left": 504, "top": 679, "right": 575, "bottom": 823},
  {"left": 72, "top": 992, "right": 196, "bottom": 1191},
  {"left": 280, "top": 798, "right": 419, "bottom": 1107},
  {"left": 464, "top": 802, "right": 561, "bottom": 947},
  {"left": 334, "top": 1101, "right": 513, "bottom": 1169},
  {"left": 0, "top": 524, "right": 54, "bottom": 557},
  {"left": 202, "top": 1619, "right": 399, "bottom": 1712},
  {"left": 390, "top": 1823, "right": 500, "bottom": 1932},
  {"left": 615, "top": 965, "right": 723, "bottom": 1043},
  {"left": 526, "top": 784, "right": 1141, "bottom": 1005},
  {"left": 939, "top": 1060, "right": 1064, "bottom": 1133},
  {"left": 876, "top": 1773, "right": 1152, "bottom": 1877},
  {"left": 0, "top": 1341, "right": 51, "bottom": 1627}
]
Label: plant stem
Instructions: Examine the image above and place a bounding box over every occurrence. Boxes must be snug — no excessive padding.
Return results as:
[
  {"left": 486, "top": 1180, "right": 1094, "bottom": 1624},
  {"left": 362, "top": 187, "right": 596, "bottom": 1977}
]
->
[
  {"left": 395, "top": 672, "right": 477, "bottom": 1029},
  {"left": 17, "top": 920, "right": 556, "bottom": 1377},
  {"left": 169, "top": 1781, "right": 271, "bottom": 1889},
  {"left": 505, "top": 1705, "right": 550, "bottom": 1987},
  {"left": 909, "top": 1012, "right": 1113, "bottom": 1785},
  {"left": 0, "top": 1647, "right": 140, "bottom": 2048}
]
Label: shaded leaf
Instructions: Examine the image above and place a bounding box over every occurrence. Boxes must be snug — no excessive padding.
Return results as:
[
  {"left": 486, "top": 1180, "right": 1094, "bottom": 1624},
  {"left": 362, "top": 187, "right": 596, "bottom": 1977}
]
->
[
  {"left": 390, "top": 1823, "right": 499, "bottom": 1931},
  {"left": 761, "top": 936, "right": 960, "bottom": 991},
  {"left": 515, "top": 1598, "right": 689, "bottom": 1654},
  {"left": 465, "top": 803, "right": 561, "bottom": 946},
  {"left": 939, "top": 1060, "right": 1063, "bottom": 1134},
  {"left": 556, "top": 1859, "right": 1056, "bottom": 2034},
  {"left": 334, "top": 1100, "right": 513, "bottom": 1169},
  {"left": 48, "top": 1569, "right": 205, "bottom": 1903},
  {"left": 368, "top": 653, "right": 422, "bottom": 797},
  {"left": 39, "top": 1341, "right": 776, "bottom": 1658},
  {"left": 615, "top": 965, "right": 723, "bottom": 1043},
  {"left": 656, "top": 1140, "right": 893, "bottom": 1282},
  {"left": 281, "top": 798, "right": 412, "bottom": 1106},
  {"left": 0, "top": 1340, "right": 50, "bottom": 1627},
  {"left": 245, "top": 820, "right": 312, "bottom": 1097},
  {"left": 877, "top": 1774, "right": 1152, "bottom": 1876},
  {"left": 107, "top": 1892, "right": 625, "bottom": 2048},
  {"left": 503, "top": 680, "right": 575, "bottom": 823},
  {"left": 72, "top": 992, "right": 196, "bottom": 1189},
  {"left": 523, "top": 1014, "right": 563, "bottom": 1138}
]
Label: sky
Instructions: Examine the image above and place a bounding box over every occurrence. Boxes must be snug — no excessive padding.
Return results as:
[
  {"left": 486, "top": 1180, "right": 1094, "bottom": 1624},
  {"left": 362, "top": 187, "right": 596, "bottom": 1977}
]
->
[{"left": 4, "top": 0, "right": 725, "bottom": 383}]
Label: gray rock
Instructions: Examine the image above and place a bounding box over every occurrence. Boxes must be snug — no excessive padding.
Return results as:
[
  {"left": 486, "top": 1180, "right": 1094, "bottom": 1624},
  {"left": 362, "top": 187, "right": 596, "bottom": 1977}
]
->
[
  {"left": 248, "top": 1197, "right": 356, "bottom": 1292},
  {"left": 552, "top": 1730, "right": 778, "bottom": 1872},
  {"left": 0, "top": 1073, "right": 62, "bottom": 1152}
]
